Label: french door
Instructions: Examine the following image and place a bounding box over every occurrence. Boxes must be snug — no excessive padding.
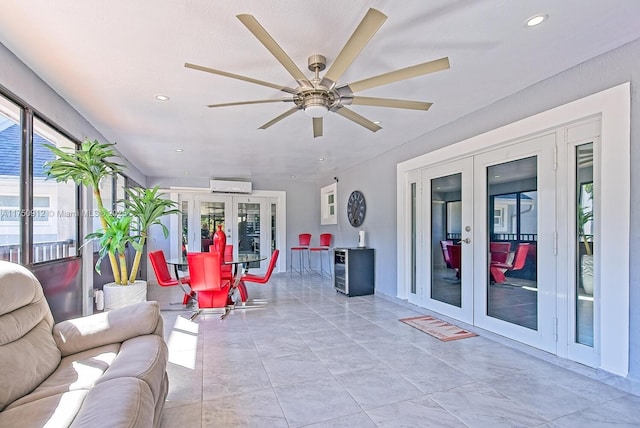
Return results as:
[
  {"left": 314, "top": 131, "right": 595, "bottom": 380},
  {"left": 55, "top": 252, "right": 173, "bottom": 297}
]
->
[
  {"left": 180, "top": 194, "right": 278, "bottom": 274},
  {"left": 473, "top": 134, "right": 557, "bottom": 353},
  {"left": 413, "top": 133, "right": 557, "bottom": 352}
]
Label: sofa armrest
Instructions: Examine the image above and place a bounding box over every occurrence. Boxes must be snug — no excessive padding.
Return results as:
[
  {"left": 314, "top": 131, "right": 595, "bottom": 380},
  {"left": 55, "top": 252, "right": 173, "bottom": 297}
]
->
[{"left": 53, "top": 301, "right": 162, "bottom": 357}]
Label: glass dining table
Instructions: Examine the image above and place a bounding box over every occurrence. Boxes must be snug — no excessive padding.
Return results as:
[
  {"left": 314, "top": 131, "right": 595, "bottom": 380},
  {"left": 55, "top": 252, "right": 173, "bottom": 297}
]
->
[{"left": 166, "top": 253, "right": 266, "bottom": 318}]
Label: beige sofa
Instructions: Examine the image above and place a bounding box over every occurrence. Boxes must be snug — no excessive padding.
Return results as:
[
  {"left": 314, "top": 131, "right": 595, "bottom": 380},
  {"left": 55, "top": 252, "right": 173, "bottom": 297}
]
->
[{"left": 0, "top": 261, "right": 168, "bottom": 427}]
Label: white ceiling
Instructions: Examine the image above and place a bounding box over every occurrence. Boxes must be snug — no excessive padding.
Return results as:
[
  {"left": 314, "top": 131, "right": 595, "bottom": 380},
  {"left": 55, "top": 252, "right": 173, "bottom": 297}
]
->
[{"left": 1, "top": 0, "right": 639, "bottom": 183}]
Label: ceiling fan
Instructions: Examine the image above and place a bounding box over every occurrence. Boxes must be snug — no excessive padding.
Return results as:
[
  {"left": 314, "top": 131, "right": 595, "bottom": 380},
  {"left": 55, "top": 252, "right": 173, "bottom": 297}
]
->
[{"left": 185, "top": 8, "right": 450, "bottom": 138}]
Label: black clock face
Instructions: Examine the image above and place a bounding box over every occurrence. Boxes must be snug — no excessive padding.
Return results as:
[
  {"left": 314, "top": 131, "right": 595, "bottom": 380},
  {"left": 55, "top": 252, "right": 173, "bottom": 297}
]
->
[{"left": 347, "top": 190, "right": 366, "bottom": 227}]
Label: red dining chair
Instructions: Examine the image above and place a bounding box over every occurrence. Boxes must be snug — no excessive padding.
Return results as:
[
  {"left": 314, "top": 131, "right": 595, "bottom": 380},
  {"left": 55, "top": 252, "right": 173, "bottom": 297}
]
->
[
  {"left": 310, "top": 234, "right": 333, "bottom": 278},
  {"left": 290, "top": 233, "right": 311, "bottom": 275},
  {"left": 236, "top": 249, "right": 279, "bottom": 306},
  {"left": 148, "top": 250, "right": 195, "bottom": 305},
  {"left": 210, "top": 244, "right": 235, "bottom": 281},
  {"left": 187, "top": 252, "right": 231, "bottom": 320},
  {"left": 490, "top": 243, "right": 530, "bottom": 283},
  {"left": 489, "top": 242, "right": 511, "bottom": 264}
]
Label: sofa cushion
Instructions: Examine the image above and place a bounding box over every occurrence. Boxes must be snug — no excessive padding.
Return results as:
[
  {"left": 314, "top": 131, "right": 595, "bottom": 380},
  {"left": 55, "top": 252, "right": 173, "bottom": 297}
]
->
[
  {"left": 6, "top": 343, "right": 120, "bottom": 410},
  {"left": 97, "top": 335, "right": 168, "bottom": 404},
  {"left": 53, "top": 301, "right": 161, "bottom": 357},
  {"left": 0, "top": 261, "right": 60, "bottom": 411},
  {"left": 0, "top": 389, "right": 88, "bottom": 428},
  {"left": 70, "top": 377, "right": 155, "bottom": 428}
]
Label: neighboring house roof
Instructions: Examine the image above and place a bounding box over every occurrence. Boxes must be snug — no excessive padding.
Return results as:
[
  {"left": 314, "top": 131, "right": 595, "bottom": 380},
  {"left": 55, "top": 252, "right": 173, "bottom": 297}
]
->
[{"left": 0, "top": 124, "right": 55, "bottom": 177}]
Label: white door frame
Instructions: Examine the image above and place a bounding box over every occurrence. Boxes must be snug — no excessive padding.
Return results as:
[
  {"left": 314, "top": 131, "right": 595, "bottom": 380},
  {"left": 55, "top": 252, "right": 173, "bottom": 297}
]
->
[
  {"left": 396, "top": 83, "right": 630, "bottom": 376},
  {"left": 421, "top": 157, "right": 474, "bottom": 324},
  {"left": 472, "top": 133, "right": 557, "bottom": 353},
  {"left": 169, "top": 190, "right": 287, "bottom": 274}
]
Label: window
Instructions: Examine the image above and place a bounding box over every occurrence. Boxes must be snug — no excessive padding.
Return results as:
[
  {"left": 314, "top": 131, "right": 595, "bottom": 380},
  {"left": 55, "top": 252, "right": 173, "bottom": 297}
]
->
[
  {"left": 493, "top": 207, "right": 504, "bottom": 227},
  {"left": 0, "top": 93, "right": 80, "bottom": 264},
  {"left": 489, "top": 191, "right": 537, "bottom": 242},
  {"left": 33, "top": 118, "right": 78, "bottom": 262},
  {"left": 0, "top": 97, "right": 22, "bottom": 262},
  {"left": 320, "top": 183, "right": 337, "bottom": 225}
]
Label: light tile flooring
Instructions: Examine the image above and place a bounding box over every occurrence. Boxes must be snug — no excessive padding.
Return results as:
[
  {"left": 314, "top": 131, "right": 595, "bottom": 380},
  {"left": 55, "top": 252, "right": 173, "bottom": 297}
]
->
[{"left": 149, "top": 273, "right": 640, "bottom": 427}]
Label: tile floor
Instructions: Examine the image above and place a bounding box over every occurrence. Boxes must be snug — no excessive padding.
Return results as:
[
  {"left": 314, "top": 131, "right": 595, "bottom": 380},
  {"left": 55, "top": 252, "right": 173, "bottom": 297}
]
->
[{"left": 150, "top": 273, "right": 640, "bottom": 427}]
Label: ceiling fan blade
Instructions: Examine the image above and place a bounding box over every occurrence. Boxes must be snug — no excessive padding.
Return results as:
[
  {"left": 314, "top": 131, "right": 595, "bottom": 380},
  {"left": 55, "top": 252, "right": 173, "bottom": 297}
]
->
[
  {"left": 334, "top": 106, "right": 382, "bottom": 132},
  {"left": 237, "top": 14, "right": 312, "bottom": 88},
  {"left": 312, "top": 117, "right": 323, "bottom": 138},
  {"left": 320, "top": 8, "right": 387, "bottom": 89},
  {"left": 350, "top": 96, "right": 432, "bottom": 111},
  {"left": 344, "top": 57, "right": 450, "bottom": 94},
  {"left": 258, "top": 107, "right": 299, "bottom": 130},
  {"left": 185, "top": 63, "right": 298, "bottom": 94},
  {"left": 207, "top": 98, "right": 293, "bottom": 108}
]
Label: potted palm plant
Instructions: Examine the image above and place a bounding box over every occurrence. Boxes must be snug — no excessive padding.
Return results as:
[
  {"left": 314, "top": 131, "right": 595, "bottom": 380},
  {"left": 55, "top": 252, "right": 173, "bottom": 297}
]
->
[{"left": 44, "top": 139, "right": 179, "bottom": 309}]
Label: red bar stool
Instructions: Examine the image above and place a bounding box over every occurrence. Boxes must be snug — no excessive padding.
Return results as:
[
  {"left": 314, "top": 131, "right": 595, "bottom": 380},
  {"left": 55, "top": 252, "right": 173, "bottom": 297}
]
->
[
  {"left": 290, "top": 233, "right": 311, "bottom": 275},
  {"left": 310, "top": 233, "right": 333, "bottom": 278}
]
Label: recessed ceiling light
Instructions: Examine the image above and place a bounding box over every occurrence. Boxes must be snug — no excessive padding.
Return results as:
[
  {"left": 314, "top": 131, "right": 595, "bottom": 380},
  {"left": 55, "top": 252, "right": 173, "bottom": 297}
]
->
[
  {"left": 175, "top": 148, "right": 183, "bottom": 152},
  {"left": 318, "top": 157, "right": 325, "bottom": 161},
  {"left": 184, "top": 172, "right": 189, "bottom": 175},
  {"left": 525, "top": 14, "right": 547, "bottom": 27},
  {"left": 290, "top": 175, "right": 296, "bottom": 178},
  {"left": 155, "top": 94, "right": 170, "bottom": 101}
]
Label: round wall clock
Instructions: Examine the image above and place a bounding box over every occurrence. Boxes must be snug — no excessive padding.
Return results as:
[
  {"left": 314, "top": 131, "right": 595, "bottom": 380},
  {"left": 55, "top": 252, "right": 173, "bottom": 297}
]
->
[{"left": 347, "top": 190, "right": 366, "bottom": 227}]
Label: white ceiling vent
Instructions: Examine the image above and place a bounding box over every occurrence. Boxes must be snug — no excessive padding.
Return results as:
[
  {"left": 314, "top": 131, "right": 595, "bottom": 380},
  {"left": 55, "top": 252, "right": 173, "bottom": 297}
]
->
[{"left": 210, "top": 179, "right": 252, "bottom": 194}]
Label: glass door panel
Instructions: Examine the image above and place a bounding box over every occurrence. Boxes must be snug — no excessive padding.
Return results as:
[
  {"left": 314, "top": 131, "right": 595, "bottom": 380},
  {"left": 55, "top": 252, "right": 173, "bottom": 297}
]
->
[
  {"left": 486, "top": 157, "right": 538, "bottom": 330},
  {"left": 431, "top": 174, "right": 462, "bottom": 307},
  {"left": 422, "top": 158, "right": 473, "bottom": 323},
  {"left": 199, "top": 201, "right": 226, "bottom": 252},
  {"left": 186, "top": 195, "right": 232, "bottom": 255},
  {"left": 406, "top": 170, "right": 422, "bottom": 306},
  {"left": 237, "top": 201, "right": 261, "bottom": 268},
  {"left": 474, "top": 134, "right": 556, "bottom": 353},
  {"left": 575, "top": 142, "right": 594, "bottom": 347}
]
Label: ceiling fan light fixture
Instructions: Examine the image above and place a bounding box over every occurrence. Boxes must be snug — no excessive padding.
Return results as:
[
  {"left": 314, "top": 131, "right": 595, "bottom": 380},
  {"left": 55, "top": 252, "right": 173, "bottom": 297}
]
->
[
  {"left": 303, "top": 93, "right": 330, "bottom": 118},
  {"left": 304, "top": 104, "right": 329, "bottom": 118}
]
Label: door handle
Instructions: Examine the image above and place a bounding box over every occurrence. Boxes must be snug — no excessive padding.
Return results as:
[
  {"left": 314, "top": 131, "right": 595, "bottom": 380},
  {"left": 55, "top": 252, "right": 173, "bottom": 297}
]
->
[{"left": 462, "top": 238, "right": 471, "bottom": 244}]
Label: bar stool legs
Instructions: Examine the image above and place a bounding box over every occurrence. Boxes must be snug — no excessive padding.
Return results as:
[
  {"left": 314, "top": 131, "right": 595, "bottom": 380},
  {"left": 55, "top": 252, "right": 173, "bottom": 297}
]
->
[
  {"left": 309, "top": 233, "right": 333, "bottom": 278},
  {"left": 310, "top": 248, "right": 332, "bottom": 278},
  {"left": 290, "top": 233, "right": 312, "bottom": 275},
  {"left": 290, "top": 247, "right": 310, "bottom": 275}
]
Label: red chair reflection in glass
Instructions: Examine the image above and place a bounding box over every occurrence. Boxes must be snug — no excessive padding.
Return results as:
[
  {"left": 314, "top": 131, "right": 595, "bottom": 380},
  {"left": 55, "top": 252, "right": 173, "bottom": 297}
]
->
[
  {"left": 440, "top": 240, "right": 454, "bottom": 269},
  {"left": 447, "top": 244, "right": 461, "bottom": 279},
  {"left": 236, "top": 249, "right": 279, "bottom": 306},
  {"left": 290, "top": 233, "right": 311, "bottom": 275},
  {"left": 148, "top": 250, "right": 195, "bottom": 305},
  {"left": 187, "top": 252, "right": 231, "bottom": 320},
  {"left": 490, "top": 243, "right": 529, "bottom": 283},
  {"left": 310, "top": 233, "right": 333, "bottom": 278}
]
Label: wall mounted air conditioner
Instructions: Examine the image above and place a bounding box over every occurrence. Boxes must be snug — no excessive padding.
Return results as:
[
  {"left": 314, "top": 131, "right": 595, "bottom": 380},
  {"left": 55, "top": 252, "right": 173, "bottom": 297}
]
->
[{"left": 209, "top": 179, "right": 252, "bottom": 194}]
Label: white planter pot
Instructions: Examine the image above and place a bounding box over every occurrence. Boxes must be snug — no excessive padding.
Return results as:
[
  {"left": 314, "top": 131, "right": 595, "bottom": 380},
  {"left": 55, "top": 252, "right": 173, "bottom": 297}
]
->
[
  {"left": 580, "top": 254, "right": 594, "bottom": 296},
  {"left": 103, "top": 280, "right": 147, "bottom": 311}
]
